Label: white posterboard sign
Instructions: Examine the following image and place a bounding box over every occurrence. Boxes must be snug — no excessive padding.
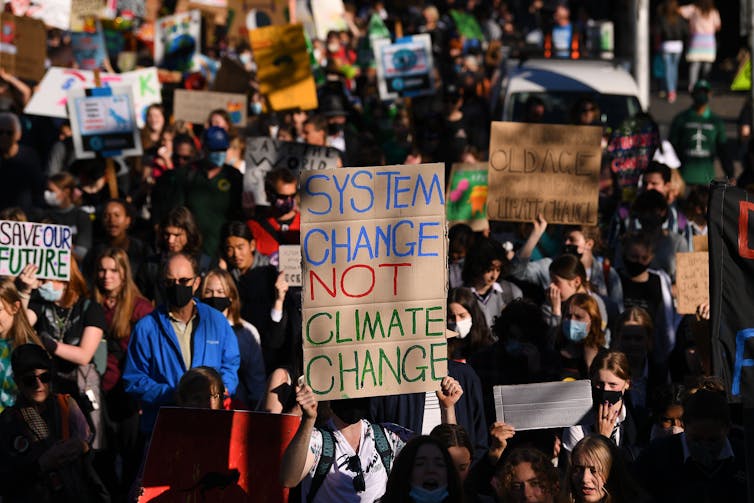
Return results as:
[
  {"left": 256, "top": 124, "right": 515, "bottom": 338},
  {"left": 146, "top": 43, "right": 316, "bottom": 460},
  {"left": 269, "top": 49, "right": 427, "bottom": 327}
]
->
[
  {"left": 493, "top": 380, "right": 593, "bottom": 431},
  {"left": 278, "top": 245, "right": 302, "bottom": 287},
  {"left": 373, "top": 34, "right": 434, "bottom": 101},
  {"left": 0, "top": 220, "right": 72, "bottom": 281}
]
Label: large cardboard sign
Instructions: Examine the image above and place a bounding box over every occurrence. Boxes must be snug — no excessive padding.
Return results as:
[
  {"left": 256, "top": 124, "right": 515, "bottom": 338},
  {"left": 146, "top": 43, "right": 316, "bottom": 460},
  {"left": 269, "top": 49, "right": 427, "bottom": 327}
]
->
[
  {"left": 487, "top": 122, "right": 602, "bottom": 225},
  {"left": 243, "top": 137, "right": 340, "bottom": 207},
  {"left": 373, "top": 34, "right": 434, "bottom": 101},
  {"left": 173, "top": 89, "right": 248, "bottom": 126},
  {"left": 24, "top": 67, "right": 162, "bottom": 128},
  {"left": 311, "top": 0, "right": 346, "bottom": 40},
  {"left": 70, "top": 0, "right": 106, "bottom": 31},
  {"left": 154, "top": 10, "right": 202, "bottom": 73},
  {"left": 494, "top": 380, "right": 592, "bottom": 430},
  {"left": 67, "top": 85, "right": 142, "bottom": 159},
  {"left": 676, "top": 252, "right": 709, "bottom": 315},
  {"left": 0, "top": 220, "right": 72, "bottom": 281},
  {"left": 446, "top": 162, "right": 488, "bottom": 232},
  {"left": 0, "top": 13, "right": 47, "bottom": 82},
  {"left": 249, "top": 23, "right": 318, "bottom": 111},
  {"left": 300, "top": 164, "right": 448, "bottom": 400},
  {"left": 227, "top": 0, "right": 287, "bottom": 45},
  {"left": 139, "top": 408, "right": 300, "bottom": 503}
]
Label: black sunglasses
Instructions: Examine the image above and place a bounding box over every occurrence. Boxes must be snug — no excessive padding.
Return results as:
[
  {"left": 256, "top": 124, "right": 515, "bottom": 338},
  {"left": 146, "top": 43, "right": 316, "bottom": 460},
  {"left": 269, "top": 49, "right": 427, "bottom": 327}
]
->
[
  {"left": 20, "top": 372, "right": 52, "bottom": 387},
  {"left": 346, "top": 455, "right": 366, "bottom": 493},
  {"left": 163, "top": 277, "right": 195, "bottom": 286}
]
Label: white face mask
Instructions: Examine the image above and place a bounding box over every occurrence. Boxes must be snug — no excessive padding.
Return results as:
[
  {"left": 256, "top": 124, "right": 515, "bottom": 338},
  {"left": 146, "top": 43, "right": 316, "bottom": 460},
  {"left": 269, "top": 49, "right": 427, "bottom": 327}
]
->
[
  {"left": 649, "top": 423, "right": 684, "bottom": 442},
  {"left": 456, "top": 317, "right": 473, "bottom": 339},
  {"left": 44, "top": 190, "right": 62, "bottom": 208}
]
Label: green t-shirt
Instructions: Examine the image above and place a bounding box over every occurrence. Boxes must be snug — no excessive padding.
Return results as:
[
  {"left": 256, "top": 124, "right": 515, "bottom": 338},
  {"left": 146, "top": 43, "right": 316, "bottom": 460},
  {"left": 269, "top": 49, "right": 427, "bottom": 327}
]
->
[{"left": 668, "top": 107, "right": 727, "bottom": 185}]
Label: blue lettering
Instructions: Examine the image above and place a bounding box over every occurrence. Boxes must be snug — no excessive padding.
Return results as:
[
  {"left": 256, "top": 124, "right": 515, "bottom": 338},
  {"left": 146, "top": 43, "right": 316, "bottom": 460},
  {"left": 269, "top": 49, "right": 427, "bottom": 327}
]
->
[
  {"left": 732, "top": 328, "right": 754, "bottom": 396},
  {"left": 332, "top": 227, "right": 352, "bottom": 264},
  {"left": 418, "top": 221, "right": 440, "bottom": 257},
  {"left": 303, "top": 228, "right": 329, "bottom": 266},
  {"left": 376, "top": 170, "right": 400, "bottom": 210},
  {"left": 412, "top": 173, "right": 445, "bottom": 207},
  {"left": 393, "top": 175, "right": 411, "bottom": 209},
  {"left": 353, "top": 226, "right": 375, "bottom": 261},
  {"left": 375, "top": 225, "right": 391, "bottom": 258},
  {"left": 304, "top": 174, "right": 333, "bottom": 216},
  {"left": 392, "top": 220, "right": 416, "bottom": 257},
  {"left": 350, "top": 170, "right": 374, "bottom": 213},
  {"left": 333, "top": 173, "right": 351, "bottom": 214}
]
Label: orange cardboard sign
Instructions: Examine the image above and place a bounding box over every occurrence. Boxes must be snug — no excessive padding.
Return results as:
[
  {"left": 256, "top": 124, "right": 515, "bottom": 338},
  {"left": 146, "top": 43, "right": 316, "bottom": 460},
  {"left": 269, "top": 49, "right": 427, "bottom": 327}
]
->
[{"left": 676, "top": 252, "right": 709, "bottom": 315}]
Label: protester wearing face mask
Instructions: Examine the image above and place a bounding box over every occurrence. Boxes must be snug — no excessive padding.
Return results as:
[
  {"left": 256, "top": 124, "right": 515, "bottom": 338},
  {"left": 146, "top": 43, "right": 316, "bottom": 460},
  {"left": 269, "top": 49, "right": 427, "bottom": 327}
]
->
[
  {"left": 247, "top": 167, "right": 301, "bottom": 262},
  {"left": 561, "top": 352, "right": 642, "bottom": 467},
  {"left": 648, "top": 383, "right": 686, "bottom": 442},
  {"left": 669, "top": 79, "right": 733, "bottom": 185},
  {"left": 42, "top": 173, "right": 92, "bottom": 261},
  {"left": 558, "top": 294, "right": 607, "bottom": 380},
  {"left": 123, "top": 252, "right": 240, "bottom": 436},
  {"left": 447, "top": 287, "right": 494, "bottom": 361},
  {"left": 636, "top": 387, "right": 747, "bottom": 501},
  {"left": 200, "top": 269, "right": 265, "bottom": 408},
  {"left": 611, "top": 307, "right": 660, "bottom": 413}
]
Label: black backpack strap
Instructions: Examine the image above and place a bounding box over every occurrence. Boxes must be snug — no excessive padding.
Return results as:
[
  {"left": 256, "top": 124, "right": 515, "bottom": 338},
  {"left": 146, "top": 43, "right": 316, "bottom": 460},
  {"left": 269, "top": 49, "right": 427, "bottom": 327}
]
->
[
  {"left": 371, "top": 423, "right": 393, "bottom": 473},
  {"left": 257, "top": 217, "right": 286, "bottom": 245},
  {"left": 307, "top": 427, "right": 335, "bottom": 503}
]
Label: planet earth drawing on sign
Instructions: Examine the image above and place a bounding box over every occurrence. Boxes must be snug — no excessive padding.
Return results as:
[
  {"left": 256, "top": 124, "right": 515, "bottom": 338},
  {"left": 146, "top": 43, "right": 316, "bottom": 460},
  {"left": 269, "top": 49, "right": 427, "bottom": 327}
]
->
[{"left": 392, "top": 48, "right": 417, "bottom": 71}]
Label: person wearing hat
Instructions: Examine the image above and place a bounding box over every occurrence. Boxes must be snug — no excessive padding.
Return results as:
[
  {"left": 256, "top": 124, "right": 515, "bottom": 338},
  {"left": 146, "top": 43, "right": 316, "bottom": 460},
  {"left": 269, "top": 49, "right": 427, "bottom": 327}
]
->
[
  {"left": 668, "top": 80, "right": 733, "bottom": 186},
  {"left": 171, "top": 126, "right": 243, "bottom": 259},
  {"left": 0, "top": 344, "right": 109, "bottom": 502}
]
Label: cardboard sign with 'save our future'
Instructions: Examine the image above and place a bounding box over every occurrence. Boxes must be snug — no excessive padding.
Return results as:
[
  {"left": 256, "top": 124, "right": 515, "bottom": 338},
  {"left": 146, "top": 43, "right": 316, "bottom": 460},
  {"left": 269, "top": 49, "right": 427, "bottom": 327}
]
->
[
  {"left": 0, "top": 220, "right": 72, "bottom": 281},
  {"left": 300, "top": 164, "right": 448, "bottom": 400},
  {"left": 487, "top": 122, "right": 602, "bottom": 225}
]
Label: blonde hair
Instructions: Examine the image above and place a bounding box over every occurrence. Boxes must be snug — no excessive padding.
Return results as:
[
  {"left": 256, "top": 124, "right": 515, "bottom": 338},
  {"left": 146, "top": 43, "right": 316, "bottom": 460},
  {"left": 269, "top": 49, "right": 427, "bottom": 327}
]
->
[
  {"left": 93, "top": 248, "right": 147, "bottom": 339},
  {"left": 568, "top": 435, "right": 613, "bottom": 502},
  {"left": 201, "top": 269, "right": 242, "bottom": 327},
  {"left": 0, "top": 278, "right": 41, "bottom": 348}
]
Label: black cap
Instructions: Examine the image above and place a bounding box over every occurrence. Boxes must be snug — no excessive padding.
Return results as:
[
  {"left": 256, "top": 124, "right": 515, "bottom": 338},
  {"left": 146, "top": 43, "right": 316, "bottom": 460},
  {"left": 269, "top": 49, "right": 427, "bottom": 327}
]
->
[{"left": 11, "top": 344, "right": 53, "bottom": 375}]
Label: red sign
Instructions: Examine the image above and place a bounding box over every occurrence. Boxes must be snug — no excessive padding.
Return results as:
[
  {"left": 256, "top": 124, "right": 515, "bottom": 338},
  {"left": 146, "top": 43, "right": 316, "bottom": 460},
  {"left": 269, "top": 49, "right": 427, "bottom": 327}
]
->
[{"left": 139, "top": 408, "right": 301, "bottom": 502}]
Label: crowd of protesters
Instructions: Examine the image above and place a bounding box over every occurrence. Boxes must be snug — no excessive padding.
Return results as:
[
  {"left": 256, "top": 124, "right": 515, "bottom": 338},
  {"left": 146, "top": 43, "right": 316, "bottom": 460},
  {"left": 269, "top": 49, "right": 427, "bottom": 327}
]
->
[{"left": 0, "top": 0, "right": 750, "bottom": 502}]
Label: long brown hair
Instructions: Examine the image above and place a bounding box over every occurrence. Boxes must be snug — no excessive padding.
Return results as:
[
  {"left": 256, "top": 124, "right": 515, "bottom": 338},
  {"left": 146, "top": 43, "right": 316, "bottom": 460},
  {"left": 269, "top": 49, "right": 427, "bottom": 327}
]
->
[
  {"left": 565, "top": 293, "right": 605, "bottom": 348},
  {"left": 94, "top": 248, "right": 147, "bottom": 339},
  {"left": 0, "top": 278, "right": 41, "bottom": 347},
  {"left": 60, "top": 257, "right": 88, "bottom": 308}
]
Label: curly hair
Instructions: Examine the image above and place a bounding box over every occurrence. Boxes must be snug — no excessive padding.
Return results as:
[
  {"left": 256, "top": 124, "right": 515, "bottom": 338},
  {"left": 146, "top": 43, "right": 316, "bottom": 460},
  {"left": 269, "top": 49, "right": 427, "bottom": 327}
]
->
[{"left": 498, "top": 448, "right": 559, "bottom": 501}]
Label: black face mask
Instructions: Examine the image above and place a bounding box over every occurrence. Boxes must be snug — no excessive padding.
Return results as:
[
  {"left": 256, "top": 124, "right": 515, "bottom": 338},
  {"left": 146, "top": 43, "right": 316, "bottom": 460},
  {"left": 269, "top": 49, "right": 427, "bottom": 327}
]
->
[
  {"left": 330, "top": 398, "right": 369, "bottom": 424},
  {"left": 165, "top": 283, "right": 194, "bottom": 308},
  {"left": 328, "top": 122, "right": 345, "bottom": 135},
  {"left": 638, "top": 213, "right": 665, "bottom": 232},
  {"left": 203, "top": 297, "right": 231, "bottom": 313},
  {"left": 563, "top": 244, "right": 582, "bottom": 259},
  {"left": 623, "top": 258, "right": 649, "bottom": 277},
  {"left": 592, "top": 386, "right": 623, "bottom": 406}
]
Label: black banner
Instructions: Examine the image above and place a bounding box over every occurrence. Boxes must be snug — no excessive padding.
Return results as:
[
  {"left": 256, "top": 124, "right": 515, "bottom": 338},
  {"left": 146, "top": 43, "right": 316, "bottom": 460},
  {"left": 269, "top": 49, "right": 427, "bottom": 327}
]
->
[{"left": 709, "top": 182, "right": 754, "bottom": 407}]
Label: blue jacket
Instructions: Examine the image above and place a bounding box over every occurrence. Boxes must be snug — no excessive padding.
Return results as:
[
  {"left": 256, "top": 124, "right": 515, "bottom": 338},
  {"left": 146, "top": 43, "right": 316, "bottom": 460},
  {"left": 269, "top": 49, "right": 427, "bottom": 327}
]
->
[{"left": 123, "top": 299, "right": 240, "bottom": 431}]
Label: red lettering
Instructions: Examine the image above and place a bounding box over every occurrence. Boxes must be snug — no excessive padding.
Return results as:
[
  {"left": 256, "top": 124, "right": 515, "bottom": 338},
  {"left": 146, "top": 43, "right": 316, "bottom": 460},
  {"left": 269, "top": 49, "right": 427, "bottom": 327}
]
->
[
  {"left": 340, "top": 265, "right": 375, "bottom": 298},
  {"left": 310, "top": 269, "right": 337, "bottom": 300},
  {"left": 378, "top": 263, "right": 412, "bottom": 296},
  {"left": 739, "top": 201, "right": 754, "bottom": 259}
]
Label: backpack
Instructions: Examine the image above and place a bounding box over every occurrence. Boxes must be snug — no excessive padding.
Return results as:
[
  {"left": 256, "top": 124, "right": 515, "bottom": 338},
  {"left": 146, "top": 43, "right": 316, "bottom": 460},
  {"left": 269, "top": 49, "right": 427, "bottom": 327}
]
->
[{"left": 306, "top": 423, "right": 393, "bottom": 503}]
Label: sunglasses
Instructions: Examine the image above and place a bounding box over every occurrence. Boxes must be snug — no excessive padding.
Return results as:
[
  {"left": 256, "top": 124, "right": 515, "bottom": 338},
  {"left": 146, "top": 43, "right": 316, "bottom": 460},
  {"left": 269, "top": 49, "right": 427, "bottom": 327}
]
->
[
  {"left": 163, "top": 277, "right": 195, "bottom": 286},
  {"left": 346, "top": 455, "right": 366, "bottom": 492},
  {"left": 20, "top": 372, "right": 52, "bottom": 388}
]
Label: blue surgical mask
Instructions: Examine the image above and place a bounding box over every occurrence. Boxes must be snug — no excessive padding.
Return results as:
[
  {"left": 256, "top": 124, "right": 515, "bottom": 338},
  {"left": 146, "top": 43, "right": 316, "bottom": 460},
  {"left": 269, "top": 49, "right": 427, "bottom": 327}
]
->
[
  {"left": 206, "top": 151, "right": 226, "bottom": 167},
  {"left": 563, "top": 319, "right": 589, "bottom": 342},
  {"left": 38, "top": 282, "right": 63, "bottom": 303},
  {"left": 250, "top": 102, "right": 263, "bottom": 115},
  {"left": 410, "top": 486, "right": 449, "bottom": 503}
]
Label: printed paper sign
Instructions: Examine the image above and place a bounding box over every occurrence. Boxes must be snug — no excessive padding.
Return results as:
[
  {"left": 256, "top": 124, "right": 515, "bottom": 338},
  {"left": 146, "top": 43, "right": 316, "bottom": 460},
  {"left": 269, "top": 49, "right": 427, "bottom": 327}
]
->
[
  {"left": 494, "top": 380, "right": 593, "bottom": 431},
  {"left": 243, "top": 137, "right": 340, "bottom": 207},
  {"left": 249, "top": 23, "right": 318, "bottom": 111},
  {"left": 279, "top": 245, "right": 302, "bottom": 287},
  {"left": 24, "top": 67, "right": 162, "bottom": 128},
  {"left": 487, "top": 122, "right": 602, "bottom": 225},
  {"left": 154, "top": 10, "right": 202, "bottom": 72},
  {"left": 676, "top": 252, "right": 709, "bottom": 315},
  {"left": 173, "top": 89, "right": 248, "bottom": 126},
  {"left": 0, "top": 220, "right": 72, "bottom": 281},
  {"left": 71, "top": 22, "right": 108, "bottom": 70},
  {"left": 300, "top": 164, "right": 448, "bottom": 400},
  {"left": 311, "top": 0, "right": 346, "bottom": 40},
  {"left": 67, "top": 85, "right": 143, "bottom": 159},
  {"left": 446, "top": 162, "right": 488, "bottom": 232},
  {"left": 374, "top": 34, "right": 434, "bottom": 100},
  {"left": 0, "top": 13, "right": 47, "bottom": 82}
]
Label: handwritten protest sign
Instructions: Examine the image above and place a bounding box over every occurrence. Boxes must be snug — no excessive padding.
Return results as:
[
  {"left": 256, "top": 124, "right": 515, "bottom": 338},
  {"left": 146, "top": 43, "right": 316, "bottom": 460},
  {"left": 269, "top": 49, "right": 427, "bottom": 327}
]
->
[
  {"left": 446, "top": 163, "right": 489, "bottom": 232},
  {"left": 70, "top": 0, "right": 106, "bottom": 31},
  {"left": 24, "top": 67, "right": 162, "bottom": 128},
  {"left": 676, "top": 252, "right": 709, "bottom": 315},
  {"left": 11, "top": 0, "right": 72, "bottom": 31},
  {"left": 249, "top": 23, "right": 318, "bottom": 111},
  {"left": 312, "top": 0, "right": 346, "bottom": 40},
  {"left": 67, "top": 85, "right": 142, "bottom": 159},
  {"left": 173, "top": 89, "right": 248, "bottom": 126},
  {"left": 243, "top": 137, "right": 340, "bottom": 207},
  {"left": 0, "top": 220, "right": 72, "bottom": 281},
  {"left": 373, "top": 34, "right": 434, "bottom": 100},
  {"left": 494, "top": 380, "right": 592, "bottom": 430},
  {"left": 71, "top": 21, "right": 108, "bottom": 70},
  {"left": 300, "top": 164, "right": 448, "bottom": 400},
  {"left": 227, "top": 0, "right": 287, "bottom": 45},
  {"left": 154, "top": 10, "right": 201, "bottom": 73},
  {"left": 140, "top": 408, "right": 300, "bottom": 503},
  {"left": 487, "top": 122, "right": 602, "bottom": 225},
  {"left": 0, "top": 13, "right": 47, "bottom": 82},
  {"left": 279, "top": 245, "right": 302, "bottom": 287}
]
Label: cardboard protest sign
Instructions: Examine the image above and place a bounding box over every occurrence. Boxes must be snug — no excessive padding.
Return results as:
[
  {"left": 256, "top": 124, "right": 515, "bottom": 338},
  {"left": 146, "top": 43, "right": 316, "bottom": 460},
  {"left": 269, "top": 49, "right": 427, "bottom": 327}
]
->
[
  {"left": 67, "top": 85, "right": 142, "bottom": 159},
  {"left": 0, "top": 13, "right": 47, "bottom": 82},
  {"left": 0, "top": 220, "right": 72, "bottom": 281},
  {"left": 71, "top": 21, "right": 108, "bottom": 70},
  {"left": 300, "top": 164, "right": 448, "bottom": 400},
  {"left": 312, "top": 0, "right": 346, "bottom": 40},
  {"left": 494, "top": 380, "right": 593, "bottom": 430},
  {"left": 487, "top": 122, "right": 602, "bottom": 225},
  {"left": 243, "top": 137, "right": 340, "bottom": 207},
  {"left": 446, "top": 162, "right": 488, "bottom": 232},
  {"left": 279, "top": 245, "right": 302, "bottom": 287},
  {"left": 373, "top": 34, "right": 434, "bottom": 100},
  {"left": 154, "top": 10, "right": 202, "bottom": 73},
  {"left": 227, "top": 0, "right": 287, "bottom": 45},
  {"left": 70, "top": 0, "right": 105, "bottom": 31},
  {"left": 212, "top": 56, "right": 251, "bottom": 93},
  {"left": 250, "top": 23, "right": 318, "bottom": 111},
  {"left": 173, "top": 89, "right": 247, "bottom": 126},
  {"left": 12, "top": 0, "right": 72, "bottom": 31},
  {"left": 139, "top": 408, "right": 300, "bottom": 503},
  {"left": 24, "top": 67, "right": 162, "bottom": 128},
  {"left": 693, "top": 234, "right": 708, "bottom": 252},
  {"left": 676, "top": 252, "right": 709, "bottom": 315}
]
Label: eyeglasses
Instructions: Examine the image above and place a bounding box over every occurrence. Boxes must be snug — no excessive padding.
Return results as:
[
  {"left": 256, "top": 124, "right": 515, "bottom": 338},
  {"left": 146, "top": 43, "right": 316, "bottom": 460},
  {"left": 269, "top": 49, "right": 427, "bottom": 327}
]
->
[
  {"left": 20, "top": 372, "right": 52, "bottom": 387},
  {"left": 164, "top": 277, "right": 195, "bottom": 286},
  {"left": 346, "top": 455, "right": 366, "bottom": 493}
]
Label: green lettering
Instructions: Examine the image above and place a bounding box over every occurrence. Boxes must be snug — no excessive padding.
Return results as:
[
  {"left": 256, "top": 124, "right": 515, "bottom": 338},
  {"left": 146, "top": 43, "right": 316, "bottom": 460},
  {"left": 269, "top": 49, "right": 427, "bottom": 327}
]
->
[
  {"left": 305, "top": 312, "right": 333, "bottom": 345},
  {"left": 44, "top": 249, "right": 56, "bottom": 278},
  {"left": 402, "top": 345, "right": 427, "bottom": 382},
  {"left": 360, "top": 311, "right": 385, "bottom": 340},
  {"left": 334, "top": 311, "right": 351, "bottom": 343},
  {"left": 306, "top": 355, "right": 334, "bottom": 395},
  {"left": 379, "top": 346, "right": 401, "bottom": 386},
  {"left": 430, "top": 342, "right": 448, "bottom": 381},
  {"left": 425, "top": 306, "right": 444, "bottom": 336},
  {"left": 361, "top": 350, "right": 377, "bottom": 388},
  {"left": 339, "top": 351, "right": 359, "bottom": 392},
  {"left": 405, "top": 307, "right": 422, "bottom": 335},
  {"left": 388, "top": 309, "right": 405, "bottom": 338}
]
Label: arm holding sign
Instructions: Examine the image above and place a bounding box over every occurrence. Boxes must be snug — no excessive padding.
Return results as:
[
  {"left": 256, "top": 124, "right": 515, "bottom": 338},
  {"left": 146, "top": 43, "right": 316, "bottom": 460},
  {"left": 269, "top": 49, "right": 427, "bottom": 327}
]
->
[
  {"left": 0, "top": 68, "right": 32, "bottom": 106},
  {"left": 438, "top": 376, "right": 463, "bottom": 425},
  {"left": 280, "top": 383, "right": 318, "bottom": 487}
]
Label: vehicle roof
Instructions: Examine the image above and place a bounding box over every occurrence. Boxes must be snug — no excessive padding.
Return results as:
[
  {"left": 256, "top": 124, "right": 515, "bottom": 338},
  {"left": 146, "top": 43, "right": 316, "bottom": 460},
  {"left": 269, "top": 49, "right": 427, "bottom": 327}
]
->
[{"left": 505, "top": 58, "right": 640, "bottom": 97}]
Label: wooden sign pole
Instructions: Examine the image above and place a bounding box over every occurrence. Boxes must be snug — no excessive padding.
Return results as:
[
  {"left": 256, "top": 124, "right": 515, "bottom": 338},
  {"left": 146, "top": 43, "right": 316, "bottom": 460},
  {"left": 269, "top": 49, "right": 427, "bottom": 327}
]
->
[{"left": 93, "top": 69, "right": 119, "bottom": 199}]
